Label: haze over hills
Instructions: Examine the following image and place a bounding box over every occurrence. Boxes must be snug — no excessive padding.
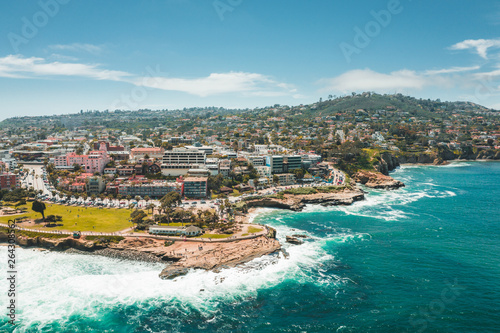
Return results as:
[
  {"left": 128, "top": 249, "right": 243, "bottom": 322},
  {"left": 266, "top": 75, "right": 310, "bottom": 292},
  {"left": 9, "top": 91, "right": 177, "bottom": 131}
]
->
[{"left": 0, "top": 93, "right": 497, "bottom": 130}]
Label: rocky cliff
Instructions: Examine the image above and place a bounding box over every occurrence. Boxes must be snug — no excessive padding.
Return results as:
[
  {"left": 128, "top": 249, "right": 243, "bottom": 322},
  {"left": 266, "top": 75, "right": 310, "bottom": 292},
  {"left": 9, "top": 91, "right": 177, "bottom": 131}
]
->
[
  {"left": 245, "top": 188, "right": 365, "bottom": 211},
  {"left": 159, "top": 236, "right": 281, "bottom": 279},
  {"left": 375, "top": 152, "right": 400, "bottom": 175},
  {"left": 397, "top": 147, "right": 500, "bottom": 164},
  {"left": 353, "top": 170, "right": 405, "bottom": 189}
]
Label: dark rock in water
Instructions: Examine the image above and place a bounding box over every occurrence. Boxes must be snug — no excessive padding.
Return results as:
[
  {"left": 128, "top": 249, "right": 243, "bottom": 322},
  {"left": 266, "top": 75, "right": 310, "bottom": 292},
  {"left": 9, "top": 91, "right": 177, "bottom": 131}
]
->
[
  {"left": 160, "top": 267, "right": 190, "bottom": 280},
  {"left": 286, "top": 236, "right": 304, "bottom": 245},
  {"left": 292, "top": 234, "right": 309, "bottom": 238}
]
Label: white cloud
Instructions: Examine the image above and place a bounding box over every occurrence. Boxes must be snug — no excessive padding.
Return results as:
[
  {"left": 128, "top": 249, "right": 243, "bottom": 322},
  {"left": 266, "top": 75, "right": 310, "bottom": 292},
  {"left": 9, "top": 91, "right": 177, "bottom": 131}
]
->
[
  {"left": 0, "top": 55, "right": 130, "bottom": 81},
  {"left": 425, "top": 65, "right": 480, "bottom": 75},
  {"left": 0, "top": 55, "right": 297, "bottom": 98},
  {"left": 320, "top": 68, "right": 428, "bottom": 93},
  {"left": 49, "top": 43, "right": 103, "bottom": 54},
  {"left": 136, "top": 72, "right": 296, "bottom": 97},
  {"left": 449, "top": 39, "right": 500, "bottom": 59}
]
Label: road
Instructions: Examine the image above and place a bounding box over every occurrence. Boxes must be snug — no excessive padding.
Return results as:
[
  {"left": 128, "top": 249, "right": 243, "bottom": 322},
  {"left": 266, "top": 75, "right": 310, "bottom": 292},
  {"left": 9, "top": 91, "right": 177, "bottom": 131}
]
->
[{"left": 20, "top": 164, "right": 52, "bottom": 196}]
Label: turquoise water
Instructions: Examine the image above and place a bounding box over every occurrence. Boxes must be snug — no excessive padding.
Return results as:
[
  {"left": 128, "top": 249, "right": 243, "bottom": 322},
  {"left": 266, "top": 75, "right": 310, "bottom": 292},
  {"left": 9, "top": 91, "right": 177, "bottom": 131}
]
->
[{"left": 1, "top": 162, "right": 499, "bottom": 332}]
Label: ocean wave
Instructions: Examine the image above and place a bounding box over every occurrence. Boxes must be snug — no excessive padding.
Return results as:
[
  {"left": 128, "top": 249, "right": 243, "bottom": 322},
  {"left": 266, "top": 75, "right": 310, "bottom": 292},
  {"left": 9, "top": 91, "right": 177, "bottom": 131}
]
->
[{"left": 0, "top": 225, "right": 357, "bottom": 329}]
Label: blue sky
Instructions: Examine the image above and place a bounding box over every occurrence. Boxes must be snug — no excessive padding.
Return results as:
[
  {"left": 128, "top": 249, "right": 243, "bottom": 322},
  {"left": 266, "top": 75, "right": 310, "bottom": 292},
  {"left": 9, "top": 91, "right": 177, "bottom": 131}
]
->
[{"left": 1, "top": 0, "right": 500, "bottom": 120}]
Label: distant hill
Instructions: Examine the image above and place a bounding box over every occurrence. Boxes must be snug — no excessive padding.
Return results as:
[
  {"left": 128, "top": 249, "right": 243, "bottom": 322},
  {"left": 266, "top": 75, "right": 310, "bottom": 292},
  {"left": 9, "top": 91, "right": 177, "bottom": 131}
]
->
[
  {"left": 298, "top": 93, "right": 496, "bottom": 118},
  {"left": 0, "top": 92, "right": 497, "bottom": 129}
]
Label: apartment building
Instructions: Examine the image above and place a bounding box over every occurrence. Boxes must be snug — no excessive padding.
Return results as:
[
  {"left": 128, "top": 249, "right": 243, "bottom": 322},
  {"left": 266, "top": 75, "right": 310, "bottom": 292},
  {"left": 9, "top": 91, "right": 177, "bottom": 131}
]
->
[
  {"left": 182, "top": 177, "right": 208, "bottom": 198},
  {"left": 118, "top": 181, "right": 182, "bottom": 199},
  {"left": 161, "top": 148, "right": 206, "bottom": 176},
  {"left": 0, "top": 173, "right": 19, "bottom": 190},
  {"left": 54, "top": 151, "right": 110, "bottom": 174},
  {"left": 86, "top": 177, "right": 105, "bottom": 195}
]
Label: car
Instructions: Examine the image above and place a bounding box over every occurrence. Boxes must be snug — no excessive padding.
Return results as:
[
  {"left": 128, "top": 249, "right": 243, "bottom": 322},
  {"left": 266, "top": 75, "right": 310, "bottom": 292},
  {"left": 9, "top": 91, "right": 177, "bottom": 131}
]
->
[{"left": 200, "top": 201, "right": 206, "bottom": 204}]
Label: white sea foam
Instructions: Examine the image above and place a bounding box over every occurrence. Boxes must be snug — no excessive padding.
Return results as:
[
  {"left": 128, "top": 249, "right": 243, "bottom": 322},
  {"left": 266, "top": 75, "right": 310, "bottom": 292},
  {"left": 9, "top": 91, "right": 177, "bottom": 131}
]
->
[{"left": 0, "top": 222, "right": 362, "bottom": 328}]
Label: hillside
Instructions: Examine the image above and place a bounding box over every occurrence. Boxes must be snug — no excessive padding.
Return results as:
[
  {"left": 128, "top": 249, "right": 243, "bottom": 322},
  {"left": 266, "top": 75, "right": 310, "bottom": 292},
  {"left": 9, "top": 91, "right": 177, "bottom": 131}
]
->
[{"left": 0, "top": 93, "right": 497, "bottom": 130}]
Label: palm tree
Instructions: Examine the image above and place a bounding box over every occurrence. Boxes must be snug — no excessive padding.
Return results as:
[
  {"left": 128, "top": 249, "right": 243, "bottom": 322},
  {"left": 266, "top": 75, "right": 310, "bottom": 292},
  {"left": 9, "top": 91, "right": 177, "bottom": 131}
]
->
[{"left": 164, "top": 207, "right": 172, "bottom": 225}]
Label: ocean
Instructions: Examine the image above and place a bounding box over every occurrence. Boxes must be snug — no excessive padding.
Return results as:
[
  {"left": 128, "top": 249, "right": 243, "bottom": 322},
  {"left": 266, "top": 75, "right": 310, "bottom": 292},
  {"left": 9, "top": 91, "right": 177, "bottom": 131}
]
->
[{"left": 1, "top": 162, "right": 499, "bottom": 333}]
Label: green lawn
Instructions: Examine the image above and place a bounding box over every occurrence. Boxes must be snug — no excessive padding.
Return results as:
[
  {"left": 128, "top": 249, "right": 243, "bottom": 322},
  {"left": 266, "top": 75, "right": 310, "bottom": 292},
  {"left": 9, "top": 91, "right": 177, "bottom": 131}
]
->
[
  {"left": 200, "top": 233, "right": 233, "bottom": 239},
  {"left": 247, "top": 226, "right": 263, "bottom": 234},
  {"left": 0, "top": 204, "right": 136, "bottom": 233}
]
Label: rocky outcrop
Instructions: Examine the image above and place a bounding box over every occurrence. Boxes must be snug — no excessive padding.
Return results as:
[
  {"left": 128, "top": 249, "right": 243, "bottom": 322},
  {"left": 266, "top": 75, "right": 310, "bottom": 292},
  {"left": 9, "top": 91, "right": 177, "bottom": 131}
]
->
[
  {"left": 245, "top": 189, "right": 365, "bottom": 211},
  {"left": 476, "top": 149, "right": 500, "bottom": 160},
  {"left": 1, "top": 229, "right": 283, "bottom": 281},
  {"left": 376, "top": 152, "right": 400, "bottom": 175},
  {"left": 396, "top": 147, "right": 500, "bottom": 164},
  {"left": 353, "top": 170, "right": 405, "bottom": 189},
  {"left": 286, "top": 236, "right": 303, "bottom": 245},
  {"left": 159, "top": 236, "right": 281, "bottom": 279},
  {"left": 14, "top": 235, "right": 103, "bottom": 251},
  {"left": 397, "top": 153, "right": 435, "bottom": 164}
]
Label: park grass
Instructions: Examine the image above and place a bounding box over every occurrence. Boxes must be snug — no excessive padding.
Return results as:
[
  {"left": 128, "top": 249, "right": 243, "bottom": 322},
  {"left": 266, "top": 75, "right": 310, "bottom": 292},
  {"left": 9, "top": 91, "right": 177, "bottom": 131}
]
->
[
  {"left": 0, "top": 204, "right": 135, "bottom": 233},
  {"left": 200, "top": 233, "right": 233, "bottom": 239},
  {"left": 283, "top": 187, "right": 318, "bottom": 195},
  {"left": 316, "top": 185, "right": 345, "bottom": 193},
  {"left": 247, "top": 226, "right": 263, "bottom": 234}
]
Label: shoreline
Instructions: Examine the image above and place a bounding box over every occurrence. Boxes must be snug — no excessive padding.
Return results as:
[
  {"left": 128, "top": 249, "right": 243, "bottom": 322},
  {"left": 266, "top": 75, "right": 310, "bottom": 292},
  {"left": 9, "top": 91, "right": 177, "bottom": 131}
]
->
[
  {"left": 0, "top": 177, "right": 414, "bottom": 278},
  {"left": 399, "top": 159, "right": 500, "bottom": 167}
]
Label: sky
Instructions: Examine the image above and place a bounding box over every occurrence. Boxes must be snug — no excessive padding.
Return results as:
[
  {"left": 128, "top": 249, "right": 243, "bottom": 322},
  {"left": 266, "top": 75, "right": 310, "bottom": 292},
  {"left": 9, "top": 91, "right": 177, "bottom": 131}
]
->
[{"left": 0, "top": 0, "right": 500, "bottom": 120}]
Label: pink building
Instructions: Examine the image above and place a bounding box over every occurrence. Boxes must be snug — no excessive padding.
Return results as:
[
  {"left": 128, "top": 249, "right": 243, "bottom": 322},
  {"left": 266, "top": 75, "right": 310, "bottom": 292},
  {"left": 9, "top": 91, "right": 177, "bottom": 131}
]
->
[{"left": 54, "top": 151, "right": 110, "bottom": 174}]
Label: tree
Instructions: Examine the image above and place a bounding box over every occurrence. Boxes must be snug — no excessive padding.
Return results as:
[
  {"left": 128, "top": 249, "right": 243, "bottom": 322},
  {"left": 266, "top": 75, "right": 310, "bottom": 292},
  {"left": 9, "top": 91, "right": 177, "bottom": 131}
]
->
[
  {"left": 159, "top": 191, "right": 182, "bottom": 214},
  {"left": 32, "top": 200, "right": 46, "bottom": 221},
  {"left": 130, "top": 209, "right": 147, "bottom": 225},
  {"left": 273, "top": 175, "right": 279, "bottom": 185}
]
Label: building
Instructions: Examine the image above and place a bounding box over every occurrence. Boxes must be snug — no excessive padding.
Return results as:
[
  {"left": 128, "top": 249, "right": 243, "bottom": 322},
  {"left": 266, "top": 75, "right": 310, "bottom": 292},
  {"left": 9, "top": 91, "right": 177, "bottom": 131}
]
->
[
  {"left": 186, "top": 145, "right": 214, "bottom": 155},
  {"left": 118, "top": 181, "right": 182, "bottom": 199},
  {"left": 167, "top": 137, "right": 194, "bottom": 145},
  {"left": 248, "top": 156, "right": 266, "bottom": 166},
  {"left": 284, "top": 155, "right": 302, "bottom": 172},
  {"left": 130, "top": 147, "right": 165, "bottom": 160},
  {"left": 265, "top": 155, "right": 302, "bottom": 174},
  {"left": 276, "top": 173, "right": 296, "bottom": 185},
  {"left": 148, "top": 225, "right": 202, "bottom": 237},
  {"left": 86, "top": 176, "right": 105, "bottom": 195},
  {"left": 94, "top": 141, "right": 125, "bottom": 152},
  {"left": 255, "top": 166, "right": 272, "bottom": 178},
  {"left": 0, "top": 173, "right": 19, "bottom": 190},
  {"left": 266, "top": 155, "right": 283, "bottom": 174},
  {"left": 54, "top": 151, "right": 110, "bottom": 174},
  {"left": 161, "top": 148, "right": 206, "bottom": 176},
  {"left": 182, "top": 177, "right": 208, "bottom": 198}
]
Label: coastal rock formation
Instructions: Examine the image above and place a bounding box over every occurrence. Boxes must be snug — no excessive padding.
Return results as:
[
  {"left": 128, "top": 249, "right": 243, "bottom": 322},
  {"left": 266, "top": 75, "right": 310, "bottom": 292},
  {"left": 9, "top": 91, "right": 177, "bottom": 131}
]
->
[
  {"left": 159, "top": 236, "right": 281, "bottom": 279},
  {"left": 376, "top": 152, "right": 400, "bottom": 175},
  {"left": 0, "top": 230, "right": 283, "bottom": 280},
  {"left": 285, "top": 236, "right": 304, "bottom": 245},
  {"left": 395, "top": 146, "right": 500, "bottom": 164},
  {"left": 353, "top": 170, "right": 405, "bottom": 189},
  {"left": 245, "top": 188, "right": 365, "bottom": 212}
]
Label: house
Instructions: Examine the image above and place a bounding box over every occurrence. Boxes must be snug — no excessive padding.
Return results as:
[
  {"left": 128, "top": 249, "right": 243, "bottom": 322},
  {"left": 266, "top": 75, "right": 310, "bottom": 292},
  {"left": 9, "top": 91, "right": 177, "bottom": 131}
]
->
[{"left": 148, "top": 225, "right": 203, "bottom": 237}]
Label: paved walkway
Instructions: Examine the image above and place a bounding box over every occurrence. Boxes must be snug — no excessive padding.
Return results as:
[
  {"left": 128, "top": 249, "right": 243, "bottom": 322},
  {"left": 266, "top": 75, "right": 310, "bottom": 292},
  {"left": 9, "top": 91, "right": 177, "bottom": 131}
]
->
[{"left": 0, "top": 223, "right": 270, "bottom": 243}]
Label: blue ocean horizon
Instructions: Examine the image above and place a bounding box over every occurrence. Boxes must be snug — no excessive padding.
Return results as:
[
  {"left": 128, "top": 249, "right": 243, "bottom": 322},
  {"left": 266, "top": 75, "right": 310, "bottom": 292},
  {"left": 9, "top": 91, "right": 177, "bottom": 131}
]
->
[{"left": 1, "top": 162, "right": 499, "bottom": 332}]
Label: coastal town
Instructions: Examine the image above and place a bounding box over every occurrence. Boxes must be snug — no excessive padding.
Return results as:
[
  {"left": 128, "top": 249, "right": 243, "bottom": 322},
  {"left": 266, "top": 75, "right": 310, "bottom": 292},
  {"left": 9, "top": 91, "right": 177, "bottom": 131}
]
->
[{"left": 0, "top": 93, "right": 499, "bottom": 278}]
